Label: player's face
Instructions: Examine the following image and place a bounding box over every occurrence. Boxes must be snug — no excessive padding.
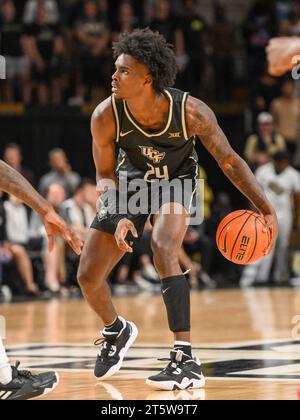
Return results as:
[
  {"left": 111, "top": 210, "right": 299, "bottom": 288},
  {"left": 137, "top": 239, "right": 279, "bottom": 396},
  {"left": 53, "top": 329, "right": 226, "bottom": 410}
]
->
[{"left": 112, "top": 54, "right": 152, "bottom": 99}]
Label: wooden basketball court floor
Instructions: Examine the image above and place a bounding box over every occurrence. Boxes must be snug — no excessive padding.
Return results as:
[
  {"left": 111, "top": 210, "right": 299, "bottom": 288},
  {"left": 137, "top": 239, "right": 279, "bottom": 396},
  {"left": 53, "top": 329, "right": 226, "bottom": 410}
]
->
[{"left": 1, "top": 288, "right": 300, "bottom": 400}]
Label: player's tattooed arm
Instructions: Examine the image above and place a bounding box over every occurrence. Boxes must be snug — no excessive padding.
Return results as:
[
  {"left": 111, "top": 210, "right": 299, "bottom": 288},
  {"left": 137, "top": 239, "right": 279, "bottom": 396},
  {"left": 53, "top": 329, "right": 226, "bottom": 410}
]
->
[
  {"left": 186, "top": 97, "right": 274, "bottom": 216},
  {"left": 186, "top": 97, "right": 278, "bottom": 251},
  {"left": 0, "top": 160, "right": 51, "bottom": 215}
]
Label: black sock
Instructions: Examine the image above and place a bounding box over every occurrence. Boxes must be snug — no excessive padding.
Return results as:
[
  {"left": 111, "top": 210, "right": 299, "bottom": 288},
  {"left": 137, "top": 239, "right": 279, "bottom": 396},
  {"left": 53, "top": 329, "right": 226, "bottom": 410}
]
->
[
  {"left": 174, "top": 341, "right": 192, "bottom": 360},
  {"left": 161, "top": 274, "right": 190, "bottom": 333},
  {"left": 104, "top": 316, "right": 123, "bottom": 333}
]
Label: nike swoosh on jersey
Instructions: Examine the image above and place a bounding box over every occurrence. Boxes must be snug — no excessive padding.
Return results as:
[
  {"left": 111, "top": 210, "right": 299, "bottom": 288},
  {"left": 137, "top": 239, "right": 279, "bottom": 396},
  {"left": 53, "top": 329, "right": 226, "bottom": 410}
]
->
[
  {"left": 162, "top": 287, "right": 171, "bottom": 294},
  {"left": 120, "top": 130, "right": 134, "bottom": 137}
]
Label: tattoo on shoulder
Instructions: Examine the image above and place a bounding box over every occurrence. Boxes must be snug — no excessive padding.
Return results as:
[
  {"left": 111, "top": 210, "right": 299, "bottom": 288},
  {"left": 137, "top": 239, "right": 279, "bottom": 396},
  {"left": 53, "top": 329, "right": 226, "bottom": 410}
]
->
[{"left": 188, "top": 97, "right": 218, "bottom": 138}]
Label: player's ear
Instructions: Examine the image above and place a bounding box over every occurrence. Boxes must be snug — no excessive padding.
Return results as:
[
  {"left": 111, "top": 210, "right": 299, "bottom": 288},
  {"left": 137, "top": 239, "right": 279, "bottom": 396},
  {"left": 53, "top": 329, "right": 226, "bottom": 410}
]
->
[{"left": 144, "top": 73, "right": 153, "bottom": 87}]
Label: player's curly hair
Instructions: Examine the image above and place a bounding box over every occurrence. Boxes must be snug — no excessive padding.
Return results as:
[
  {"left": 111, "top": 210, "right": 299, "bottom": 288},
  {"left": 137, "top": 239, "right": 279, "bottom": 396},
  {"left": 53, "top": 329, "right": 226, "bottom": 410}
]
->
[{"left": 113, "top": 28, "right": 178, "bottom": 93}]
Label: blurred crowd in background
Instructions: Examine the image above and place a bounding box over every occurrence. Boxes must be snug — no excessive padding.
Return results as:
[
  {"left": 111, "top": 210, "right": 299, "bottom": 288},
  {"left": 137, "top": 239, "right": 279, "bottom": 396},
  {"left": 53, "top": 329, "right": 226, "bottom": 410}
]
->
[
  {"left": 1, "top": 0, "right": 300, "bottom": 301},
  {"left": 2, "top": 0, "right": 300, "bottom": 106}
]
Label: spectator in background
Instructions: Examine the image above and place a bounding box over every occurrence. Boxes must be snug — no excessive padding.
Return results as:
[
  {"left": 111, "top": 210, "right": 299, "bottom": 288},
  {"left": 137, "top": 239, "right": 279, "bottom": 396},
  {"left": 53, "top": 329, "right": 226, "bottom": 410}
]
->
[
  {"left": 0, "top": 0, "right": 30, "bottom": 103},
  {"left": 23, "top": 0, "right": 60, "bottom": 25},
  {"left": 60, "top": 178, "right": 95, "bottom": 289},
  {"left": 23, "top": 1, "right": 64, "bottom": 104},
  {"left": 39, "top": 148, "right": 81, "bottom": 198},
  {"left": 60, "top": 178, "right": 95, "bottom": 242},
  {"left": 252, "top": 64, "right": 281, "bottom": 116},
  {"left": 111, "top": 1, "right": 139, "bottom": 42},
  {"left": 3, "top": 195, "right": 39, "bottom": 295},
  {"left": 277, "top": 16, "right": 292, "bottom": 37},
  {"left": 59, "top": 0, "right": 83, "bottom": 104},
  {"left": 240, "top": 150, "right": 300, "bottom": 287},
  {"left": 83, "top": 179, "right": 98, "bottom": 213},
  {"left": 290, "top": 0, "right": 300, "bottom": 35},
  {"left": 211, "top": 3, "right": 236, "bottom": 102},
  {"left": 271, "top": 79, "right": 300, "bottom": 158},
  {"left": 9, "top": 0, "right": 26, "bottom": 20},
  {"left": 244, "top": 112, "right": 286, "bottom": 170},
  {"left": 182, "top": 225, "right": 216, "bottom": 288},
  {"left": 97, "top": 0, "right": 109, "bottom": 15},
  {"left": 276, "top": 0, "right": 293, "bottom": 22},
  {"left": 29, "top": 183, "right": 66, "bottom": 292},
  {"left": 75, "top": 0, "right": 111, "bottom": 103},
  {"left": 242, "top": 0, "right": 276, "bottom": 89},
  {"left": 3, "top": 143, "right": 36, "bottom": 187},
  {"left": 150, "top": 0, "right": 176, "bottom": 43},
  {"left": 177, "top": 0, "right": 208, "bottom": 98},
  {"left": 199, "top": 165, "right": 214, "bottom": 220},
  {"left": 61, "top": 0, "right": 83, "bottom": 26},
  {"left": 150, "top": 0, "right": 186, "bottom": 73}
]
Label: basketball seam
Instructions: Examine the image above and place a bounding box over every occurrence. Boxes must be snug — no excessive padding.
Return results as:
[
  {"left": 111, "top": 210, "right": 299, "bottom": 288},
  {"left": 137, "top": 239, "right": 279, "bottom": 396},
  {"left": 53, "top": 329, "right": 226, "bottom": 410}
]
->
[
  {"left": 216, "top": 210, "right": 248, "bottom": 249},
  {"left": 230, "top": 213, "right": 253, "bottom": 261},
  {"left": 255, "top": 215, "right": 265, "bottom": 225},
  {"left": 246, "top": 216, "right": 258, "bottom": 264}
]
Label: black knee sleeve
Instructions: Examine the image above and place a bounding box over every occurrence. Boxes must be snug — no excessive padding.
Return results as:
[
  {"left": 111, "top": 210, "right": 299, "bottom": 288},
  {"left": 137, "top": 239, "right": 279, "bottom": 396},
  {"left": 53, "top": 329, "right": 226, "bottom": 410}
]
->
[{"left": 161, "top": 275, "right": 190, "bottom": 332}]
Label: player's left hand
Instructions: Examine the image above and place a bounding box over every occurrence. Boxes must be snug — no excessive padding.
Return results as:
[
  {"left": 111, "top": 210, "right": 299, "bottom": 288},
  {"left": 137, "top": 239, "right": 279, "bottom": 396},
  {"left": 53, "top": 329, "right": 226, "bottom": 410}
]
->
[
  {"left": 43, "top": 207, "right": 83, "bottom": 255},
  {"left": 115, "top": 218, "right": 138, "bottom": 253},
  {"left": 262, "top": 210, "right": 279, "bottom": 255}
]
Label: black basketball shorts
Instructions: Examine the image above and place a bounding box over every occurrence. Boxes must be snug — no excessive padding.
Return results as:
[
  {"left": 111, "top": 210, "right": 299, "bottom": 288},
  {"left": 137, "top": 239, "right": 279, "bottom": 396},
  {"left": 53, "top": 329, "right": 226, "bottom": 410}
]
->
[{"left": 91, "top": 168, "right": 199, "bottom": 243}]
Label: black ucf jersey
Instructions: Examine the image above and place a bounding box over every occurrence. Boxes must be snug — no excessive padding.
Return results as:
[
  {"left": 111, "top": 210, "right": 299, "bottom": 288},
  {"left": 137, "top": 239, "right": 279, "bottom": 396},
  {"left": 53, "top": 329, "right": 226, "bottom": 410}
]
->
[{"left": 111, "top": 87, "right": 198, "bottom": 183}]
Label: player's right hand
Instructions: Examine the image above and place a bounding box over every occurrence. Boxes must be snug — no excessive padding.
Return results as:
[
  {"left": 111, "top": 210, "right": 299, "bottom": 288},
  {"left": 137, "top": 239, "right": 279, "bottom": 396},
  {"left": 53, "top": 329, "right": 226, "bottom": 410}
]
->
[
  {"left": 43, "top": 207, "right": 83, "bottom": 255},
  {"left": 114, "top": 218, "right": 138, "bottom": 253},
  {"left": 262, "top": 209, "right": 279, "bottom": 256}
]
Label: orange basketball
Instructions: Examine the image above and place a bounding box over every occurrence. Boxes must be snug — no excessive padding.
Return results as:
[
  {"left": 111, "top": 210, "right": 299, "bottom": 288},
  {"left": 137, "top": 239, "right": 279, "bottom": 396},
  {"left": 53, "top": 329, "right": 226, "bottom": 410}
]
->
[{"left": 216, "top": 210, "right": 271, "bottom": 265}]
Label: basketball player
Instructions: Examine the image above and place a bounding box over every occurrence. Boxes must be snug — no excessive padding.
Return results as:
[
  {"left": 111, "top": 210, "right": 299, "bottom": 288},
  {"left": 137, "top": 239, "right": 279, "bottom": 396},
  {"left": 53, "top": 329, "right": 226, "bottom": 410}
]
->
[
  {"left": 267, "top": 36, "right": 300, "bottom": 76},
  {"left": 0, "top": 159, "right": 82, "bottom": 399},
  {"left": 77, "top": 28, "right": 278, "bottom": 391}
]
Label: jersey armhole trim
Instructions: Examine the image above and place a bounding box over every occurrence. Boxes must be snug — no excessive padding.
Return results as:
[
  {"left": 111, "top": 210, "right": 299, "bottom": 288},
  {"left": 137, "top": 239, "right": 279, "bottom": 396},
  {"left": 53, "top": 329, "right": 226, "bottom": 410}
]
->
[
  {"left": 182, "top": 92, "right": 189, "bottom": 140},
  {"left": 111, "top": 95, "right": 120, "bottom": 143}
]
